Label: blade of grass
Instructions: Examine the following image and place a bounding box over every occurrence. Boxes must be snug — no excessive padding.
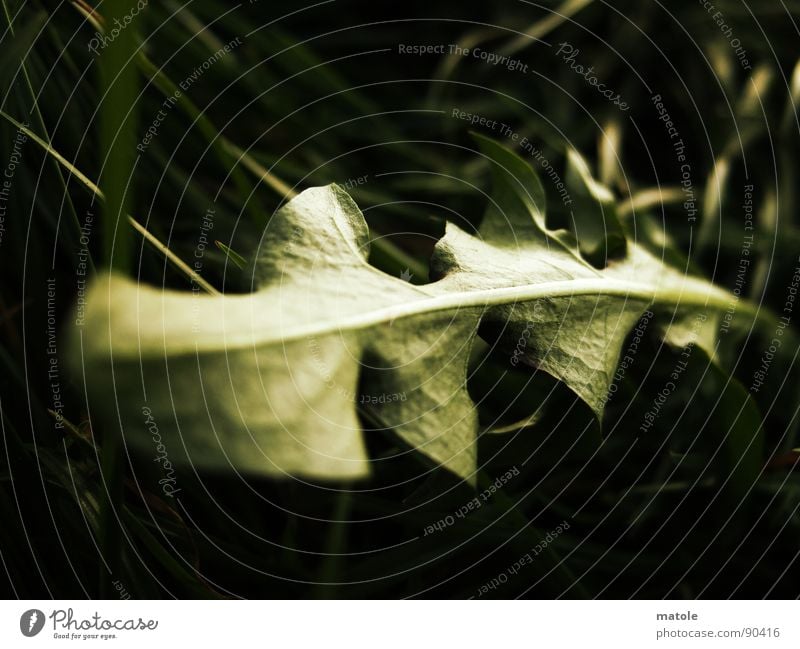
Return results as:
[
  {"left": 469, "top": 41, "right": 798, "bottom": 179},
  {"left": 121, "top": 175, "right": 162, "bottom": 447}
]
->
[
  {"left": 429, "top": 0, "right": 594, "bottom": 100},
  {"left": 0, "top": 109, "right": 220, "bottom": 295},
  {"left": 72, "top": 1, "right": 268, "bottom": 223},
  {"left": 0, "top": 1, "right": 86, "bottom": 266},
  {"left": 214, "top": 240, "right": 246, "bottom": 269},
  {"left": 617, "top": 187, "right": 686, "bottom": 217},
  {"left": 83, "top": 2, "right": 432, "bottom": 281},
  {"left": 224, "top": 140, "right": 430, "bottom": 279},
  {"left": 312, "top": 491, "right": 352, "bottom": 598},
  {"left": 499, "top": 0, "right": 595, "bottom": 57},
  {"left": 95, "top": 0, "right": 142, "bottom": 597},
  {"left": 0, "top": 9, "right": 46, "bottom": 93}
]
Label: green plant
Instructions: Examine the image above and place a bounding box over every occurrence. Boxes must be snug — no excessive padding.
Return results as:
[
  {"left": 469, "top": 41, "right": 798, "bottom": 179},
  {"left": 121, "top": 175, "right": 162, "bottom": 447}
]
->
[
  {"left": 74, "top": 135, "right": 771, "bottom": 486},
  {"left": 3, "top": 0, "right": 800, "bottom": 600}
]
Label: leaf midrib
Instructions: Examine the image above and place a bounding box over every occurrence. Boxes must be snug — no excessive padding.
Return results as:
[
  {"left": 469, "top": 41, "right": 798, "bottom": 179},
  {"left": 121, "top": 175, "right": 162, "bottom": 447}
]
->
[{"left": 108, "top": 273, "right": 764, "bottom": 356}]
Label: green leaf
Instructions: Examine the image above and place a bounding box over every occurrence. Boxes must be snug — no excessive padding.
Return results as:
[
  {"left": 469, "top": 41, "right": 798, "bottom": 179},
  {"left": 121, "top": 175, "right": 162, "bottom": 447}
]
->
[
  {"left": 564, "top": 147, "right": 627, "bottom": 265},
  {"left": 71, "top": 140, "right": 766, "bottom": 483},
  {"left": 74, "top": 185, "right": 480, "bottom": 481}
]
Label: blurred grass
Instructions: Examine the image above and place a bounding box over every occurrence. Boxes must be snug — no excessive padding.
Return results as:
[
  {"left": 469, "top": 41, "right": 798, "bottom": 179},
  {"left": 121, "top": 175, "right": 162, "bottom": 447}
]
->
[{"left": 0, "top": 0, "right": 799, "bottom": 598}]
